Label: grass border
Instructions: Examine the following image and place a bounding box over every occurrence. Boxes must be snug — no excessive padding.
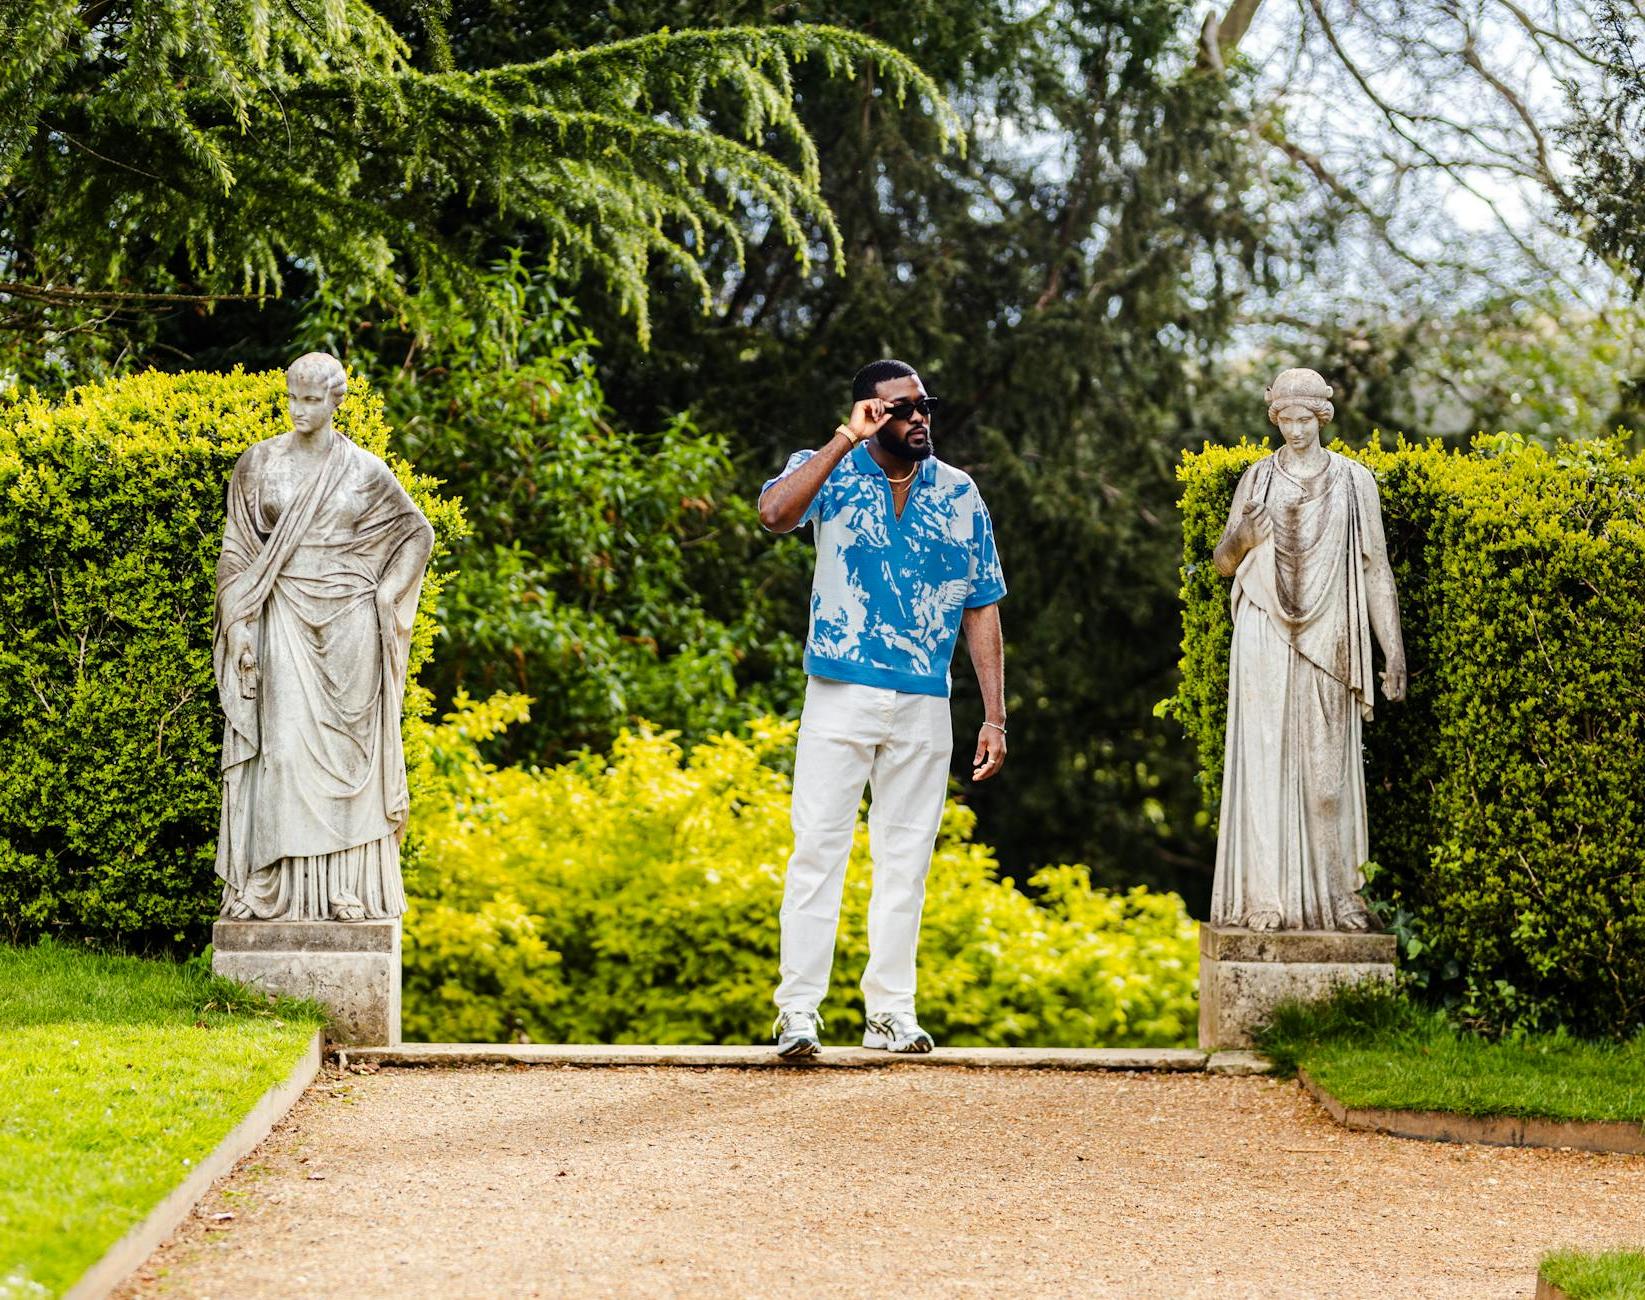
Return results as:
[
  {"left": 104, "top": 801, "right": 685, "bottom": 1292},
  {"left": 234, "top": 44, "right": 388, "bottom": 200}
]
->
[
  {"left": 1539, "top": 1248, "right": 1645, "bottom": 1299},
  {"left": 1299, "top": 1069, "right": 1645, "bottom": 1156},
  {"left": 62, "top": 1029, "right": 322, "bottom": 1300}
]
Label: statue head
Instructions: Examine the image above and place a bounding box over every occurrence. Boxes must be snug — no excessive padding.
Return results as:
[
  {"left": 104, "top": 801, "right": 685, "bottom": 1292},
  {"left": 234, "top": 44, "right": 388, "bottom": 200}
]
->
[
  {"left": 286, "top": 352, "right": 349, "bottom": 437},
  {"left": 1265, "top": 367, "right": 1334, "bottom": 454}
]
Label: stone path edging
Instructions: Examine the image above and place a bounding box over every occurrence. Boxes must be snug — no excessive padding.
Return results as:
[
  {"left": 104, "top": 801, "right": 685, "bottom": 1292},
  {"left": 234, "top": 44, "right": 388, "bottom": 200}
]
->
[
  {"left": 1298, "top": 1068, "right": 1645, "bottom": 1156},
  {"left": 339, "top": 1043, "right": 1272, "bottom": 1073},
  {"left": 1535, "top": 1277, "right": 1574, "bottom": 1300},
  {"left": 65, "top": 1029, "right": 323, "bottom": 1300}
]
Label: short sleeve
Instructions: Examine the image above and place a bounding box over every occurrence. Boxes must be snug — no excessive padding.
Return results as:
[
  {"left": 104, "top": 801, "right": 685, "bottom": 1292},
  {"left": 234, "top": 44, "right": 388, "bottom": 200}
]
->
[
  {"left": 964, "top": 493, "right": 1007, "bottom": 607},
  {"left": 760, "top": 449, "right": 824, "bottom": 531}
]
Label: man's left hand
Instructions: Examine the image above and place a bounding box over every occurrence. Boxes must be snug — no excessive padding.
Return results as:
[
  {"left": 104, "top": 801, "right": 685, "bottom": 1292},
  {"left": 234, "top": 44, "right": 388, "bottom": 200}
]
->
[{"left": 972, "top": 724, "right": 1006, "bottom": 781}]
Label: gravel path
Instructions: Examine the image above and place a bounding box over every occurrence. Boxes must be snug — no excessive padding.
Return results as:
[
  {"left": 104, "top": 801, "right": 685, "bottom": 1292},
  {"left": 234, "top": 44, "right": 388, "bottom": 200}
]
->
[{"left": 119, "top": 1066, "right": 1644, "bottom": 1299}]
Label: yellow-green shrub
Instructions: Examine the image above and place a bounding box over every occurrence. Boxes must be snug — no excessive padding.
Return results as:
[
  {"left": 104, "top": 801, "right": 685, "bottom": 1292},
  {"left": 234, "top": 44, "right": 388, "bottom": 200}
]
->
[
  {"left": 0, "top": 371, "right": 463, "bottom": 947},
  {"left": 1173, "top": 435, "right": 1645, "bottom": 1036},
  {"left": 404, "top": 696, "right": 1199, "bottom": 1046}
]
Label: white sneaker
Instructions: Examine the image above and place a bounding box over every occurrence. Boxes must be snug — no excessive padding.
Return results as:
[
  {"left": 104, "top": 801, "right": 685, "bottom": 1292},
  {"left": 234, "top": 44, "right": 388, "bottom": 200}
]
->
[
  {"left": 862, "top": 1011, "right": 934, "bottom": 1054},
  {"left": 773, "top": 1009, "right": 823, "bottom": 1059}
]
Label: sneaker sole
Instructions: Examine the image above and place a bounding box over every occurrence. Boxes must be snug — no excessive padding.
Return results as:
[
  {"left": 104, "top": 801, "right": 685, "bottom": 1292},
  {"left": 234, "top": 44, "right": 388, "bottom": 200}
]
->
[
  {"left": 861, "top": 1032, "right": 933, "bottom": 1054},
  {"left": 777, "top": 1038, "right": 820, "bottom": 1059}
]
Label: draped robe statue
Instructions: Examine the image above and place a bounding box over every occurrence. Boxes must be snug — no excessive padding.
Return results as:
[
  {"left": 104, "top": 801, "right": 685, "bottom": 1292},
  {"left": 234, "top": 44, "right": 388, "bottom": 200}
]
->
[
  {"left": 214, "top": 354, "right": 434, "bottom": 921},
  {"left": 1209, "top": 369, "right": 1406, "bottom": 932}
]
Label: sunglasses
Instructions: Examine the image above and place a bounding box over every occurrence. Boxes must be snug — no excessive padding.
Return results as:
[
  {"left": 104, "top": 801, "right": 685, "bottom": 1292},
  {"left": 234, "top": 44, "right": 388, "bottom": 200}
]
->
[{"left": 881, "top": 397, "right": 941, "bottom": 421}]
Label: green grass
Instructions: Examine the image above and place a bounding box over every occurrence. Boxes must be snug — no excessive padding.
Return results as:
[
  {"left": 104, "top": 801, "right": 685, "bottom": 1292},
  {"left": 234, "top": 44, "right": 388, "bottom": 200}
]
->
[
  {"left": 0, "top": 942, "right": 323, "bottom": 1298},
  {"left": 1254, "top": 984, "right": 1645, "bottom": 1125},
  {"left": 1541, "top": 1249, "right": 1645, "bottom": 1298}
]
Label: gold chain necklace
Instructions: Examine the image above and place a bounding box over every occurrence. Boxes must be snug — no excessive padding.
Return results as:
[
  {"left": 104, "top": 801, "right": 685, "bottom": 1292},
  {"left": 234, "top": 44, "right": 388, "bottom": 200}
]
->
[{"left": 884, "top": 466, "right": 916, "bottom": 486}]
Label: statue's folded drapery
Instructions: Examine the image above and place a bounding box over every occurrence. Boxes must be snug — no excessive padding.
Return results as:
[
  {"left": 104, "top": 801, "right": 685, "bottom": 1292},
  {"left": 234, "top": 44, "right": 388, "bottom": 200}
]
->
[
  {"left": 213, "top": 432, "right": 429, "bottom": 920},
  {"left": 1211, "top": 450, "right": 1383, "bottom": 930}
]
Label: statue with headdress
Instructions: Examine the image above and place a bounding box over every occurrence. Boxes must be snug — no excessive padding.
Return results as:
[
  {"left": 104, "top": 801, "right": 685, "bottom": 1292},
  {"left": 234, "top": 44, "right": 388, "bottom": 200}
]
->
[
  {"left": 1208, "top": 368, "right": 1406, "bottom": 932},
  {"left": 213, "top": 353, "right": 434, "bottom": 922}
]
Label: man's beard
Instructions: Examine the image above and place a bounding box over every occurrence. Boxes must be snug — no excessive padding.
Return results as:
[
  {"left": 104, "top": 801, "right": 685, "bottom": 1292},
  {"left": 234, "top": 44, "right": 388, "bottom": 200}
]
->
[{"left": 876, "top": 424, "right": 934, "bottom": 461}]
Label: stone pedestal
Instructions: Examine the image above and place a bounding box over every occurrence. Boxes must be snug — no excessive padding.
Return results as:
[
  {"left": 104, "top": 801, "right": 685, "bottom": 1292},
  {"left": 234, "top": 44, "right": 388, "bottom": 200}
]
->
[
  {"left": 213, "top": 920, "right": 401, "bottom": 1046},
  {"left": 1198, "top": 924, "right": 1395, "bottom": 1051}
]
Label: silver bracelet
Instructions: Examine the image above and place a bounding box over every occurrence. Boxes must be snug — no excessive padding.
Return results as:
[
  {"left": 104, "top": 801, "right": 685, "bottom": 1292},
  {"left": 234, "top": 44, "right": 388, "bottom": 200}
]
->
[{"left": 982, "top": 720, "right": 1007, "bottom": 734}]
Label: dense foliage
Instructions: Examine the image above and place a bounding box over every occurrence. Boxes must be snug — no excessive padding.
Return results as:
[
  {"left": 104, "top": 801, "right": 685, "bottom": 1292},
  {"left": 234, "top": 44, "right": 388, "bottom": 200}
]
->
[
  {"left": 1174, "top": 438, "right": 1645, "bottom": 1037},
  {"left": 1220, "top": 294, "right": 1645, "bottom": 453},
  {"left": 6, "top": 1, "right": 1635, "bottom": 925},
  {"left": 403, "top": 697, "right": 1199, "bottom": 1047},
  {"left": 471, "top": 0, "right": 1297, "bottom": 910},
  {"left": 0, "top": 371, "right": 461, "bottom": 946},
  {"left": 1562, "top": 2, "right": 1645, "bottom": 292},
  {"left": 0, "top": 4, "right": 952, "bottom": 382},
  {"left": 305, "top": 269, "right": 811, "bottom": 767}
]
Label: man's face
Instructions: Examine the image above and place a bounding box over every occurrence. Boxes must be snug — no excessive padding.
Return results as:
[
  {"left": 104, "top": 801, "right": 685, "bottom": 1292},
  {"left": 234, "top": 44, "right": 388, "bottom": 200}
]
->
[{"left": 874, "top": 374, "right": 934, "bottom": 462}]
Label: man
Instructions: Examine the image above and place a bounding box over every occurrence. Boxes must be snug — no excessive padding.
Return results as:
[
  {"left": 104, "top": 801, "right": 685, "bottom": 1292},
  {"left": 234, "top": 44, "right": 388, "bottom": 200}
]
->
[{"left": 758, "top": 359, "right": 1007, "bottom": 1059}]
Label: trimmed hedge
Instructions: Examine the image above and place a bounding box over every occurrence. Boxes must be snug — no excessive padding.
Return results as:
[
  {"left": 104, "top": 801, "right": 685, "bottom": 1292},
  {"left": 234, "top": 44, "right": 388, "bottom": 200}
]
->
[
  {"left": 0, "top": 371, "right": 462, "bottom": 948},
  {"left": 404, "top": 699, "right": 1200, "bottom": 1047},
  {"left": 1174, "top": 435, "right": 1645, "bottom": 1037}
]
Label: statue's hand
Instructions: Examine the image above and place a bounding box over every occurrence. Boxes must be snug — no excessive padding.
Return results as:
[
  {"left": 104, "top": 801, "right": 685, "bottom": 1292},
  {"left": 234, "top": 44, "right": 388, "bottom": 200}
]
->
[
  {"left": 230, "top": 622, "right": 258, "bottom": 699},
  {"left": 1380, "top": 652, "right": 1407, "bottom": 703},
  {"left": 1237, "top": 500, "right": 1272, "bottom": 550},
  {"left": 375, "top": 586, "right": 406, "bottom": 633}
]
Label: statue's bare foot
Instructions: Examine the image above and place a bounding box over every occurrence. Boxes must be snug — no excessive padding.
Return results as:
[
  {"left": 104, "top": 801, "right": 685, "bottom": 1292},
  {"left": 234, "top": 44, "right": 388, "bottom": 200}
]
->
[
  {"left": 223, "top": 895, "right": 254, "bottom": 920},
  {"left": 1245, "top": 910, "right": 1282, "bottom": 931},
  {"left": 331, "top": 891, "right": 366, "bottom": 922},
  {"left": 1336, "top": 907, "right": 1376, "bottom": 932}
]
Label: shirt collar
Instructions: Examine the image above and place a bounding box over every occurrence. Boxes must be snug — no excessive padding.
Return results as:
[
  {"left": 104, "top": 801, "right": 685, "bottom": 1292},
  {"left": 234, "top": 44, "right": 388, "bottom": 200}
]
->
[{"left": 849, "top": 441, "right": 938, "bottom": 485}]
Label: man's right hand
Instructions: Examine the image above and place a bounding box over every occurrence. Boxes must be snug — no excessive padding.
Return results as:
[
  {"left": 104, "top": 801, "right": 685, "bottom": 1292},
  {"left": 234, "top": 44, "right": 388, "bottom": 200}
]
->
[
  {"left": 764, "top": 404, "right": 889, "bottom": 533},
  {"left": 840, "top": 397, "right": 894, "bottom": 445}
]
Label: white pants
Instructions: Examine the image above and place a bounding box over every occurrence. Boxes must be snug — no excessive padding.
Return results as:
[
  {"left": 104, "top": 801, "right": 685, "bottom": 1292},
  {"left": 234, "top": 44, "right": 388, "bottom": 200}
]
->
[{"left": 775, "top": 677, "right": 954, "bottom": 1017}]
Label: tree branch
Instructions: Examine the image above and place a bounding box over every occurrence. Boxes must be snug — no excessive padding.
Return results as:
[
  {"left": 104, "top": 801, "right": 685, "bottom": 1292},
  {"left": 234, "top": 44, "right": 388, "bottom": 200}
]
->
[
  {"left": 1489, "top": 0, "right": 1612, "bottom": 68},
  {"left": 1458, "top": 19, "right": 1570, "bottom": 203},
  {"left": 1217, "top": 0, "right": 1267, "bottom": 55},
  {"left": 1262, "top": 127, "right": 1433, "bottom": 271},
  {"left": 0, "top": 282, "right": 271, "bottom": 306},
  {"left": 1199, "top": 0, "right": 1268, "bottom": 73}
]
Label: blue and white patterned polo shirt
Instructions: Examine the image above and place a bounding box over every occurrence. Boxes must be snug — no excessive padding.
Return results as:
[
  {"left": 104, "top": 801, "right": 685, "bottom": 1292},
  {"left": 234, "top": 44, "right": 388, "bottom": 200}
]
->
[{"left": 762, "top": 442, "right": 1007, "bottom": 697}]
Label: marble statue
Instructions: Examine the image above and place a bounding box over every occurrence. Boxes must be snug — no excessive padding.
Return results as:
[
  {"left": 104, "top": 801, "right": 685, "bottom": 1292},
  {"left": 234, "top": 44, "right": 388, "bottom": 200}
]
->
[
  {"left": 1208, "top": 368, "right": 1405, "bottom": 932},
  {"left": 213, "top": 352, "right": 434, "bottom": 922}
]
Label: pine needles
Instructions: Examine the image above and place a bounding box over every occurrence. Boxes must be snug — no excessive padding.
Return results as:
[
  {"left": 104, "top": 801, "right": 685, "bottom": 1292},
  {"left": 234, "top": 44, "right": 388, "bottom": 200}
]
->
[{"left": 0, "top": 5, "right": 960, "bottom": 349}]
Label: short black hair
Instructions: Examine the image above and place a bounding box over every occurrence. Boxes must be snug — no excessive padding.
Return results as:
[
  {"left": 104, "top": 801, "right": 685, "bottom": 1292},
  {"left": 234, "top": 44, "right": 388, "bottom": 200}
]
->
[{"left": 852, "top": 359, "right": 918, "bottom": 403}]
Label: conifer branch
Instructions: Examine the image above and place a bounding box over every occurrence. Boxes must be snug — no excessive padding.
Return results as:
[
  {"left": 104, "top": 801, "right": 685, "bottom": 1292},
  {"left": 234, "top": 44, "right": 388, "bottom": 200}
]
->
[{"left": 0, "top": 7, "right": 960, "bottom": 349}]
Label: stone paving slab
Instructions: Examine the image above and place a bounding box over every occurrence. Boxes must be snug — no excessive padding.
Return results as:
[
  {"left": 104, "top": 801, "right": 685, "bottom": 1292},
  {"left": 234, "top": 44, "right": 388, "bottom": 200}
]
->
[
  {"left": 338, "top": 1042, "right": 1211, "bottom": 1071},
  {"left": 1206, "top": 1050, "right": 1273, "bottom": 1076}
]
